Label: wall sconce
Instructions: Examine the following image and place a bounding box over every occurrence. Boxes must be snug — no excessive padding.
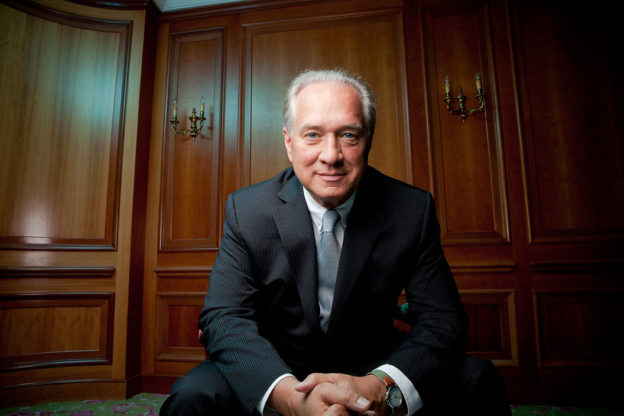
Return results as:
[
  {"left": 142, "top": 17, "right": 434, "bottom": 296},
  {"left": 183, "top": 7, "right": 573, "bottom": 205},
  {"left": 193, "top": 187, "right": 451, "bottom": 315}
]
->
[
  {"left": 443, "top": 74, "right": 485, "bottom": 123},
  {"left": 169, "top": 98, "right": 213, "bottom": 141}
]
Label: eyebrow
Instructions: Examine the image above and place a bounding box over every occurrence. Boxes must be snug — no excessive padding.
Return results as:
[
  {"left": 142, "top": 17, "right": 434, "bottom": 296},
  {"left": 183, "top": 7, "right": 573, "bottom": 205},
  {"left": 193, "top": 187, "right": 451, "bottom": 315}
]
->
[{"left": 297, "top": 123, "right": 364, "bottom": 134}]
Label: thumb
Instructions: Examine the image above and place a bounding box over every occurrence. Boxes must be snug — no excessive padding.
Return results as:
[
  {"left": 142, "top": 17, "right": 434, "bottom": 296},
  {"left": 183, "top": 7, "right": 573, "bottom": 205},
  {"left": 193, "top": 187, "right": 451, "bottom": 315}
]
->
[{"left": 295, "top": 373, "right": 330, "bottom": 393}]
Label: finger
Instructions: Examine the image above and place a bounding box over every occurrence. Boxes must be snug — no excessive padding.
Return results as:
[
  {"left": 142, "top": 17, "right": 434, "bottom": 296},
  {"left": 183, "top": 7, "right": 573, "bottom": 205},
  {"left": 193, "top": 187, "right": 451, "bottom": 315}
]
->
[
  {"left": 317, "top": 383, "right": 371, "bottom": 413},
  {"left": 295, "top": 373, "right": 332, "bottom": 393},
  {"left": 322, "top": 403, "right": 350, "bottom": 416}
]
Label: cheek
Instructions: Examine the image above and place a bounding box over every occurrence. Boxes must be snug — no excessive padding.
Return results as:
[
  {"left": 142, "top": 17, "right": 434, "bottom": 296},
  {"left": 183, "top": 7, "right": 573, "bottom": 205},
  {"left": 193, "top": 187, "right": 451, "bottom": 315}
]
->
[
  {"left": 293, "top": 147, "right": 319, "bottom": 166},
  {"left": 343, "top": 147, "right": 367, "bottom": 166}
]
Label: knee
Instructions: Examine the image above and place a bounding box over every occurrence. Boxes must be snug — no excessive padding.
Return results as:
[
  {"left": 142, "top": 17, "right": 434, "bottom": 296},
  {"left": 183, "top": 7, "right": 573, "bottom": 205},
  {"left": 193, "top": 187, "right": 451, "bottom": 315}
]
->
[
  {"left": 459, "top": 355, "right": 510, "bottom": 416},
  {"left": 160, "top": 361, "right": 240, "bottom": 416},
  {"left": 160, "top": 375, "right": 208, "bottom": 416},
  {"left": 461, "top": 355, "right": 499, "bottom": 385}
]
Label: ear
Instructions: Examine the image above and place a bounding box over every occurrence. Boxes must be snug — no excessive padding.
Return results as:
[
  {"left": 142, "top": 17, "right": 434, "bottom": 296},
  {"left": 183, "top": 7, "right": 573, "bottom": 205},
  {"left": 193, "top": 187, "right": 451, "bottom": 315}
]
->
[{"left": 283, "top": 126, "right": 293, "bottom": 162}]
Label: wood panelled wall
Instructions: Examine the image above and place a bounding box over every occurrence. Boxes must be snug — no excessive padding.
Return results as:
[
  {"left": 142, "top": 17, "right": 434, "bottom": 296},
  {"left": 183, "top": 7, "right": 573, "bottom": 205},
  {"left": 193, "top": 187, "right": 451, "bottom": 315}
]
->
[
  {"left": 0, "top": 0, "right": 157, "bottom": 406},
  {"left": 142, "top": 0, "right": 624, "bottom": 405},
  {"left": 1, "top": 0, "right": 623, "bottom": 408}
]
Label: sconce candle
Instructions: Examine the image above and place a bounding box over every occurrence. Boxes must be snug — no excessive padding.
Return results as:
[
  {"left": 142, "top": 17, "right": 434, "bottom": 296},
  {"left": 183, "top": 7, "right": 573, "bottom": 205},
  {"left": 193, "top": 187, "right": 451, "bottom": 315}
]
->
[
  {"left": 169, "top": 98, "right": 208, "bottom": 141},
  {"left": 442, "top": 74, "right": 486, "bottom": 123}
]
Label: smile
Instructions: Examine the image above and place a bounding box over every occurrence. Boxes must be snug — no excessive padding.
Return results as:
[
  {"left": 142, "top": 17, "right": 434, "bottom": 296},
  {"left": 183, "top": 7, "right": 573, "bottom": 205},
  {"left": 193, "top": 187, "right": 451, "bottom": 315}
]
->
[{"left": 317, "top": 173, "right": 346, "bottom": 181}]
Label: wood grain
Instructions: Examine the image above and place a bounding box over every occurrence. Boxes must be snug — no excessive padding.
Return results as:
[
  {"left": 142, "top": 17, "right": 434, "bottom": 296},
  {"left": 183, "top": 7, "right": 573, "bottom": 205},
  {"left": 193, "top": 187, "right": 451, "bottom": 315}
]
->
[
  {"left": 160, "top": 29, "right": 224, "bottom": 251},
  {"left": 0, "top": 2, "right": 131, "bottom": 250},
  {"left": 423, "top": 3, "right": 509, "bottom": 245},
  {"left": 513, "top": 1, "right": 624, "bottom": 242},
  {"left": 244, "top": 9, "right": 410, "bottom": 185}
]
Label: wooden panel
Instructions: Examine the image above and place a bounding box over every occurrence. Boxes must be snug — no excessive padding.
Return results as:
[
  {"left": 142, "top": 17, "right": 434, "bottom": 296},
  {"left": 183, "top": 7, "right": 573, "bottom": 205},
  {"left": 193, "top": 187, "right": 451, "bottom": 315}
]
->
[
  {"left": 0, "top": 266, "right": 115, "bottom": 279},
  {"left": 0, "top": 1, "right": 131, "bottom": 250},
  {"left": 160, "top": 28, "right": 224, "bottom": 251},
  {"left": 155, "top": 292, "right": 205, "bottom": 362},
  {"left": 513, "top": 1, "right": 624, "bottom": 243},
  {"left": 534, "top": 290, "right": 624, "bottom": 367},
  {"left": 244, "top": 9, "right": 410, "bottom": 185},
  {"left": 422, "top": 3, "right": 509, "bottom": 245},
  {"left": 461, "top": 289, "right": 518, "bottom": 366},
  {"left": 0, "top": 293, "right": 114, "bottom": 370}
]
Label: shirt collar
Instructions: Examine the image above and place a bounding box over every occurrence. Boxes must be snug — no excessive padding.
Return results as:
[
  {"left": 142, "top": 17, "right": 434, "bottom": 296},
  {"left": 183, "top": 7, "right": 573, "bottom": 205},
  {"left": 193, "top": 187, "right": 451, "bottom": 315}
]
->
[{"left": 302, "top": 188, "right": 356, "bottom": 230}]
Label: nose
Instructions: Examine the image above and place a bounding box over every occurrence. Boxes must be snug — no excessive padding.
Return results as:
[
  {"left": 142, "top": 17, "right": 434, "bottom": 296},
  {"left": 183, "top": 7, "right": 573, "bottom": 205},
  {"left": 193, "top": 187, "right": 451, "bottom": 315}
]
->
[{"left": 319, "top": 134, "right": 343, "bottom": 165}]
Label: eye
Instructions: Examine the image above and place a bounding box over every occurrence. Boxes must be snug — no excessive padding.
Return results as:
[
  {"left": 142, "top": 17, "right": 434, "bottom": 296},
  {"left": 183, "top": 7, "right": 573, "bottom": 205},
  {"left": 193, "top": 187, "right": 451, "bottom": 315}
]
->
[
  {"left": 341, "top": 132, "right": 359, "bottom": 144},
  {"left": 303, "top": 131, "right": 321, "bottom": 143}
]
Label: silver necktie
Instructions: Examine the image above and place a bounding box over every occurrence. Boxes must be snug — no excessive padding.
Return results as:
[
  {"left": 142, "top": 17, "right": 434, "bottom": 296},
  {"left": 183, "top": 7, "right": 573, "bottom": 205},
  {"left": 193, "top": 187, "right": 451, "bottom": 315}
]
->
[{"left": 318, "top": 209, "right": 340, "bottom": 332}]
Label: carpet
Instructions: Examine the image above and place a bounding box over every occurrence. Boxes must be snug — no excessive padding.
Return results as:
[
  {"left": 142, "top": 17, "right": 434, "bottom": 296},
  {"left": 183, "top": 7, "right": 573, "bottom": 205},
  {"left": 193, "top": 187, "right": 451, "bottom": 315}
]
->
[{"left": 1, "top": 393, "right": 623, "bottom": 415}]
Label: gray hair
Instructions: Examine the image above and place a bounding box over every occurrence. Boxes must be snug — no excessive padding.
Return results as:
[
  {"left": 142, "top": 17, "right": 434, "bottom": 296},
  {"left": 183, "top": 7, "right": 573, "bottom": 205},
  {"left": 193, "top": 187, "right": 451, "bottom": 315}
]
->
[{"left": 283, "top": 69, "right": 376, "bottom": 139}]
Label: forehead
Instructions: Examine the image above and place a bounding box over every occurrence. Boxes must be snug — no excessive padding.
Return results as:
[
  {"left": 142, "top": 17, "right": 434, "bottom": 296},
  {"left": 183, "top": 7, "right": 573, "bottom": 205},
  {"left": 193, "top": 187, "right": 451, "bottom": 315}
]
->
[{"left": 293, "top": 82, "right": 363, "bottom": 125}]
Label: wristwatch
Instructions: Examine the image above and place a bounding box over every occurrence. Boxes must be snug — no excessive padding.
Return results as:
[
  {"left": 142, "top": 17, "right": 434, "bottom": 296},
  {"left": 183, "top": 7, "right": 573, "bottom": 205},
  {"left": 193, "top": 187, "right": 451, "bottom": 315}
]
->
[{"left": 368, "top": 370, "right": 407, "bottom": 415}]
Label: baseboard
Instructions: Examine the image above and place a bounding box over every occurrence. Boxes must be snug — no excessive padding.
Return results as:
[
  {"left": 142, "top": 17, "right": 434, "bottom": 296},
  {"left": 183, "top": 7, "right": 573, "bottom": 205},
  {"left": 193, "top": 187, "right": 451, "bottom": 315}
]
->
[
  {"left": 506, "top": 381, "right": 623, "bottom": 407},
  {"left": 0, "top": 379, "right": 127, "bottom": 407},
  {"left": 139, "top": 375, "right": 177, "bottom": 394}
]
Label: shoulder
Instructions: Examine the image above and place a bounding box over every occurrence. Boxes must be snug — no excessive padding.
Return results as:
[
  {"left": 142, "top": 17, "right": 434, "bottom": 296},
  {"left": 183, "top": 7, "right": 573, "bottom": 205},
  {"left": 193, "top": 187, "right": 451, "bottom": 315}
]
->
[{"left": 226, "top": 167, "right": 297, "bottom": 214}]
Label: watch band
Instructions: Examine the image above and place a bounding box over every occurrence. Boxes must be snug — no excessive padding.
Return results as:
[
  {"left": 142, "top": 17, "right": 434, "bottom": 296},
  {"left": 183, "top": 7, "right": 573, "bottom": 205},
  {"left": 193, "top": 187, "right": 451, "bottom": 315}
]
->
[
  {"left": 367, "top": 370, "right": 407, "bottom": 415},
  {"left": 368, "top": 369, "right": 396, "bottom": 388}
]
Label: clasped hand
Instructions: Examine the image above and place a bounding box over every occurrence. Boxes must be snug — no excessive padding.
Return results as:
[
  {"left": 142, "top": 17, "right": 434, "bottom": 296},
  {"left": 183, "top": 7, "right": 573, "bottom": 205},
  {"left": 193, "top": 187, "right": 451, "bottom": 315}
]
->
[{"left": 268, "top": 372, "right": 388, "bottom": 416}]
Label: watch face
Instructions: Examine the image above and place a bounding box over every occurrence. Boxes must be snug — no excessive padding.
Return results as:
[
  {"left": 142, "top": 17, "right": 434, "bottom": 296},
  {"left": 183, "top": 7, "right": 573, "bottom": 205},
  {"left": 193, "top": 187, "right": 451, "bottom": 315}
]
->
[{"left": 388, "top": 385, "right": 403, "bottom": 408}]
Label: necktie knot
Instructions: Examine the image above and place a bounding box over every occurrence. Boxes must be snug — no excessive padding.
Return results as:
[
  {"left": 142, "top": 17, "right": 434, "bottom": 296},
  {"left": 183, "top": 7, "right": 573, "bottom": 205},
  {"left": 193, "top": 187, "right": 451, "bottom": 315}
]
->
[{"left": 321, "top": 209, "right": 340, "bottom": 233}]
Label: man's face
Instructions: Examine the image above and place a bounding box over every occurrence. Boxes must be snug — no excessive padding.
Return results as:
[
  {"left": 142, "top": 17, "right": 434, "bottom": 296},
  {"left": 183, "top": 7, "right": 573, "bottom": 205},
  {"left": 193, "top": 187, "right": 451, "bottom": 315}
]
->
[{"left": 283, "top": 82, "right": 371, "bottom": 209}]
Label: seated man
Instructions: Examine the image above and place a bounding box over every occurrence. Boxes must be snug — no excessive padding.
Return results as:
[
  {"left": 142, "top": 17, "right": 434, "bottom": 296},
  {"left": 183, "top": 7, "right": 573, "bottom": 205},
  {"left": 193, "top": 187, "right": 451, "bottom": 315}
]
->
[{"left": 161, "top": 69, "right": 510, "bottom": 415}]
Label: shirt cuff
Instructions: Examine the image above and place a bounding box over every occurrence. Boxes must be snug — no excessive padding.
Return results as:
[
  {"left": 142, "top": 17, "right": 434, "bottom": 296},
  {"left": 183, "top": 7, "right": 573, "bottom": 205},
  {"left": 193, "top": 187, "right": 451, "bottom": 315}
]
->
[
  {"left": 258, "top": 373, "right": 294, "bottom": 416},
  {"left": 376, "top": 364, "right": 423, "bottom": 415}
]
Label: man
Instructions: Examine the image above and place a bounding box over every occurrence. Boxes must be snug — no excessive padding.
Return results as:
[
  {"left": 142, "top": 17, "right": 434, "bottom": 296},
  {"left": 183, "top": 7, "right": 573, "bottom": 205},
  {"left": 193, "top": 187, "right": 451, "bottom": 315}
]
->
[{"left": 161, "top": 69, "right": 509, "bottom": 415}]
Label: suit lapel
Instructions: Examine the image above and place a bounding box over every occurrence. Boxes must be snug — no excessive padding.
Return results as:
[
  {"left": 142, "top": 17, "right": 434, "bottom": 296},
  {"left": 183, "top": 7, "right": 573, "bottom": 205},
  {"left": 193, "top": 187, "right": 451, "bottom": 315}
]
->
[
  {"left": 273, "top": 174, "right": 322, "bottom": 333},
  {"left": 327, "top": 168, "right": 385, "bottom": 335}
]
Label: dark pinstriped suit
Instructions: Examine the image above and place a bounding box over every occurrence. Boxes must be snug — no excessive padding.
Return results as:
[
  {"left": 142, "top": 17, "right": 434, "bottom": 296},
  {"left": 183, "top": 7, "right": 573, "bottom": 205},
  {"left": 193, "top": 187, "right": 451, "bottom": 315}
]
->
[{"left": 190, "top": 165, "right": 470, "bottom": 415}]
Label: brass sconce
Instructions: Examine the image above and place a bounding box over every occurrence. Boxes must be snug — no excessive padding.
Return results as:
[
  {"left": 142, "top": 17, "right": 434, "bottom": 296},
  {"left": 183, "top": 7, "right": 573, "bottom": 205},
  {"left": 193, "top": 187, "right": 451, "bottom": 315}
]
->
[
  {"left": 443, "top": 74, "right": 485, "bottom": 123},
  {"left": 170, "top": 98, "right": 212, "bottom": 141}
]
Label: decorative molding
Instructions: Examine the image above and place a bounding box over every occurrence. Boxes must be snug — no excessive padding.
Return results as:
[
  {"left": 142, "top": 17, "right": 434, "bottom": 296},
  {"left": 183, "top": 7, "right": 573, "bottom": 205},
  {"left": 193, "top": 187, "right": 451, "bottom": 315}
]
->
[
  {"left": 0, "top": 0, "right": 132, "bottom": 251},
  {"left": 511, "top": 2, "right": 624, "bottom": 245},
  {"left": 159, "top": 28, "right": 224, "bottom": 252},
  {"left": 155, "top": 292, "right": 206, "bottom": 362},
  {"left": 0, "top": 266, "right": 115, "bottom": 279},
  {"left": 0, "top": 292, "right": 115, "bottom": 371},
  {"left": 451, "top": 263, "right": 517, "bottom": 274},
  {"left": 421, "top": 2, "right": 510, "bottom": 246},
  {"left": 0, "top": 377, "right": 125, "bottom": 390},
  {"left": 531, "top": 261, "right": 624, "bottom": 274},
  {"left": 460, "top": 289, "right": 519, "bottom": 366},
  {"left": 533, "top": 289, "right": 624, "bottom": 367},
  {"left": 154, "top": 266, "right": 212, "bottom": 278},
  {"left": 67, "top": 0, "right": 152, "bottom": 9},
  {"left": 161, "top": 0, "right": 316, "bottom": 21}
]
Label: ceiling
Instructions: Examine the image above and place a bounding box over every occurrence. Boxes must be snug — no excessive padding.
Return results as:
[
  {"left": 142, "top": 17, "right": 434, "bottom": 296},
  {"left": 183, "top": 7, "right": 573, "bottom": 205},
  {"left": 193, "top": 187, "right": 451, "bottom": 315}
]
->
[{"left": 153, "top": 0, "right": 247, "bottom": 12}]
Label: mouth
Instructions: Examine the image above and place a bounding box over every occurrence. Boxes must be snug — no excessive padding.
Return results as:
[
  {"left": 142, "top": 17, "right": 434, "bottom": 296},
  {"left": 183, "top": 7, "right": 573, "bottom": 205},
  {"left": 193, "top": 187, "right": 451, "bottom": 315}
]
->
[{"left": 317, "top": 173, "right": 347, "bottom": 182}]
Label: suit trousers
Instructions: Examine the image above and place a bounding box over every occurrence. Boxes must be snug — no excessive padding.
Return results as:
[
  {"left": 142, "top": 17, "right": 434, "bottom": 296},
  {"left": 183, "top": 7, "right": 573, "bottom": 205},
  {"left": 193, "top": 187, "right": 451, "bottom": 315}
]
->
[{"left": 159, "top": 355, "right": 510, "bottom": 416}]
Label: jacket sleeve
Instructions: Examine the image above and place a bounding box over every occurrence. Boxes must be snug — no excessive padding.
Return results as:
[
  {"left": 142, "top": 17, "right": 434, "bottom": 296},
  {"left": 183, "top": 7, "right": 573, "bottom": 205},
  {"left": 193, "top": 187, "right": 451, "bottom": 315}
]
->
[
  {"left": 198, "top": 193, "right": 292, "bottom": 414},
  {"left": 385, "top": 192, "right": 468, "bottom": 403}
]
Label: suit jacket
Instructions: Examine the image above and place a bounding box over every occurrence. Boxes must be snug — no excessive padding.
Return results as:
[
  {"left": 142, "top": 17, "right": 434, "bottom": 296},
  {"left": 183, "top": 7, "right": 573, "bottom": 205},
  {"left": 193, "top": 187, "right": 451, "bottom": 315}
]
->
[{"left": 199, "top": 166, "right": 468, "bottom": 414}]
